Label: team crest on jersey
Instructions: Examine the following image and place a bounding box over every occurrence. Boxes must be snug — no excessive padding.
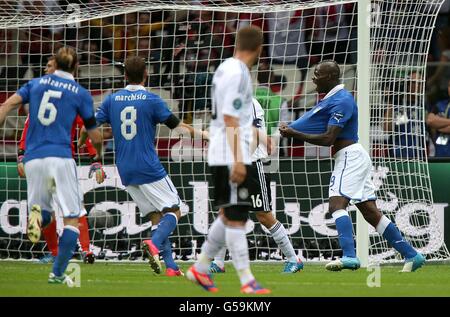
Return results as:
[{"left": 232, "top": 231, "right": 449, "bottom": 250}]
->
[
  {"left": 238, "top": 188, "right": 249, "bottom": 200},
  {"left": 233, "top": 98, "right": 243, "bottom": 110},
  {"left": 332, "top": 112, "right": 344, "bottom": 123}
]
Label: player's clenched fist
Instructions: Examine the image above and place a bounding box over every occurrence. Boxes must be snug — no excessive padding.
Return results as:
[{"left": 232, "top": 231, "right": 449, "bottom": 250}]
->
[
  {"left": 230, "top": 162, "right": 246, "bottom": 185},
  {"left": 89, "top": 160, "right": 106, "bottom": 184},
  {"left": 279, "top": 123, "right": 294, "bottom": 138}
]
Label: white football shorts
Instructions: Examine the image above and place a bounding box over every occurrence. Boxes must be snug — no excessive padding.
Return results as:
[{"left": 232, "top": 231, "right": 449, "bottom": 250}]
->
[
  {"left": 329, "top": 143, "right": 376, "bottom": 203},
  {"left": 25, "top": 157, "right": 82, "bottom": 218},
  {"left": 49, "top": 181, "right": 86, "bottom": 217},
  {"left": 126, "top": 175, "right": 181, "bottom": 217}
]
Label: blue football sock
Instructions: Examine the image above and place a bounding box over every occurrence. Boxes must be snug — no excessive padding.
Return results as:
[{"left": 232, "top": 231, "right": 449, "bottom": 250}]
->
[
  {"left": 160, "top": 238, "right": 179, "bottom": 270},
  {"left": 41, "top": 209, "right": 52, "bottom": 227},
  {"left": 380, "top": 220, "right": 417, "bottom": 259},
  {"left": 333, "top": 210, "right": 356, "bottom": 258},
  {"left": 151, "top": 213, "right": 177, "bottom": 250},
  {"left": 52, "top": 226, "right": 79, "bottom": 277}
]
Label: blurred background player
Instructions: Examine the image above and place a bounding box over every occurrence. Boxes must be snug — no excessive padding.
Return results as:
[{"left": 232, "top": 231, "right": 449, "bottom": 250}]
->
[
  {"left": 0, "top": 47, "right": 104, "bottom": 285},
  {"left": 209, "top": 97, "right": 303, "bottom": 274},
  {"left": 92, "top": 56, "right": 205, "bottom": 276},
  {"left": 427, "top": 79, "right": 450, "bottom": 157},
  {"left": 17, "top": 55, "right": 100, "bottom": 264},
  {"left": 186, "top": 26, "right": 270, "bottom": 294},
  {"left": 279, "top": 60, "right": 425, "bottom": 273}
]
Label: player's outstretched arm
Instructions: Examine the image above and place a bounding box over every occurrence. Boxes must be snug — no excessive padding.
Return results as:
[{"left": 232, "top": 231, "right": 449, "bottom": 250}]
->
[
  {"left": 0, "top": 93, "right": 23, "bottom": 126},
  {"left": 78, "top": 126, "right": 89, "bottom": 148},
  {"left": 163, "top": 114, "right": 208, "bottom": 140},
  {"left": 17, "top": 116, "right": 29, "bottom": 178},
  {"left": 279, "top": 123, "right": 342, "bottom": 147},
  {"left": 437, "top": 126, "right": 450, "bottom": 134},
  {"left": 82, "top": 126, "right": 105, "bottom": 184},
  {"left": 177, "top": 122, "right": 209, "bottom": 140},
  {"left": 224, "top": 114, "right": 246, "bottom": 184},
  {"left": 86, "top": 128, "right": 103, "bottom": 160},
  {"left": 251, "top": 127, "right": 273, "bottom": 155},
  {"left": 427, "top": 113, "right": 450, "bottom": 130}
]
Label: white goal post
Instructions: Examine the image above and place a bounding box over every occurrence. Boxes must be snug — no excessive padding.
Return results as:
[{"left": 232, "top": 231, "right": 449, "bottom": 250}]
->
[
  {"left": 0, "top": 0, "right": 448, "bottom": 265},
  {"left": 357, "top": 0, "right": 371, "bottom": 268}
]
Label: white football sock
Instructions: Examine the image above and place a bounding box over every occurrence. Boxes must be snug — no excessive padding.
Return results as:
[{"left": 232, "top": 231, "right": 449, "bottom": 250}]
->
[
  {"left": 194, "top": 217, "right": 226, "bottom": 273},
  {"left": 376, "top": 215, "right": 391, "bottom": 235},
  {"left": 225, "top": 226, "right": 254, "bottom": 286},
  {"left": 268, "top": 221, "right": 298, "bottom": 263},
  {"left": 213, "top": 247, "right": 227, "bottom": 269}
]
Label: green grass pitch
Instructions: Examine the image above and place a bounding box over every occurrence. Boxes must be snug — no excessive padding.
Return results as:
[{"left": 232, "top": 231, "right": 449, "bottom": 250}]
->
[{"left": 1, "top": 261, "right": 449, "bottom": 297}]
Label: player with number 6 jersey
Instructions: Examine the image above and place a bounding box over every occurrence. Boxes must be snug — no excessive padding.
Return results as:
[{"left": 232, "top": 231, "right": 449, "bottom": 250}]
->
[
  {"left": 17, "top": 55, "right": 99, "bottom": 265},
  {"left": 0, "top": 47, "right": 104, "bottom": 285}
]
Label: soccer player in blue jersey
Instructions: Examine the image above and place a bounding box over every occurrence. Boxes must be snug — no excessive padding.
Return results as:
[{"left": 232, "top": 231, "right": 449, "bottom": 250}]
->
[
  {"left": 279, "top": 60, "right": 425, "bottom": 272},
  {"left": 0, "top": 47, "right": 104, "bottom": 284},
  {"left": 93, "top": 56, "right": 204, "bottom": 276}
]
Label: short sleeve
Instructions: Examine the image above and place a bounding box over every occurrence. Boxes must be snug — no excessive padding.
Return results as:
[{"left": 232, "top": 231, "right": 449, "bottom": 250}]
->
[
  {"left": 78, "top": 89, "right": 95, "bottom": 121},
  {"left": 289, "top": 116, "right": 304, "bottom": 131},
  {"left": 327, "top": 98, "right": 354, "bottom": 128},
  {"left": 252, "top": 98, "right": 264, "bottom": 129},
  {"left": 95, "top": 94, "right": 111, "bottom": 125},
  {"left": 152, "top": 96, "right": 172, "bottom": 124},
  {"left": 222, "top": 73, "right": 247, "bottom": 118},
  {"left": 16, "top": 80, "right": 33, "bottom": 104}
]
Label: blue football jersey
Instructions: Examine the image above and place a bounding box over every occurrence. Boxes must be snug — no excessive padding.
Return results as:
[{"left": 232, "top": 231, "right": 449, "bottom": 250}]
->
[
  {"left": 289, "top": 87, "right": 359, "bottom": 142},
  {"left": 16, "top": 70, "right": 95, "bottom": 162},
  {"left": 95, "top": 85, "right": 173, "bottom": 186},
  {"left": 432, "top": 99, "right": 450, "bottom": 157}
]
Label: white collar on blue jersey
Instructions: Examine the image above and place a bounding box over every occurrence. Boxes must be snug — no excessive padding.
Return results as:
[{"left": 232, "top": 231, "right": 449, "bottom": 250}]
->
[
  {"left": 323, "top": 84, "right": 345, "bottom": 100},
  {"left": 54, "top": 70, "right": 75, "bottom": 81},
  {"left": 125, "top": 84, "right": 146, "bottom": 91}
]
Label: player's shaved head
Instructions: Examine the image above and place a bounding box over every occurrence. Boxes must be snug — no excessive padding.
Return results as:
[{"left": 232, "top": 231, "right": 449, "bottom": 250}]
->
[
  {"left": 318, "top": 60, "right": 341, "bottom": 81},
  {"left": 312, "top": 60, "right": 341, "bottom": 94},
  {"left": 55, "top": 47, "right": 78, "bottom": 73},
  {"left": 125, "top": 56, "right": 147, "bottom": 84}
]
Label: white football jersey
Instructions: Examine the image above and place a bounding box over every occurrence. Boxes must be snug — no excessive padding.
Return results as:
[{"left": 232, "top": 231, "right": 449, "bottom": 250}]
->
[
  {"left": 251, "top": 98, "right": 268, "bottom": 161},
  {"left": 208, "top": 57, "right": 254, "bottom": 166}
]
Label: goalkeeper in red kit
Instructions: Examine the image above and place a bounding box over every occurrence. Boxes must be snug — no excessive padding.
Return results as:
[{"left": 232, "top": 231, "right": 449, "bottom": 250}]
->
[{"left": 17, "top": 56, "right": 105, "bottom": 264}]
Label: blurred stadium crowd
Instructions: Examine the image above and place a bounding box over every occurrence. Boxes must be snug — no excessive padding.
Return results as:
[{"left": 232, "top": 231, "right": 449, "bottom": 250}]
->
[{"left": 1, "top": 0, "right": 450, "bottom": 158}]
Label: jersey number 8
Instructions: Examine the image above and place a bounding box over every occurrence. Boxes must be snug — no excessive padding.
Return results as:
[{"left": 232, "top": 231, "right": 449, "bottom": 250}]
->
[
  {"left": 38, "top": 90, "right": 62, "bottom": 126},
  {"left": 120, "top": 106, "right": 137, "bottom": 140}
]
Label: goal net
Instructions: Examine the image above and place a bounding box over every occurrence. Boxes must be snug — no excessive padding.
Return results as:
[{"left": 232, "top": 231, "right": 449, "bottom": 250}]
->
[{"left": 0, "top": 0, "right": 448, "bottom": 265}]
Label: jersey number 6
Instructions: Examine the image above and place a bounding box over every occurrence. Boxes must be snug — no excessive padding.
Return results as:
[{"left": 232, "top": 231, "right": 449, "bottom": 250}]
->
[{"left": 38, "top": 90, "right": 62, "bottom": 126}]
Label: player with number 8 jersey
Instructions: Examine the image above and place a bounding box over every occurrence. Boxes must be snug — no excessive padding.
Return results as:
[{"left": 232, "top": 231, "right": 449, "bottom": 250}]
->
[{"left": 94, "top": 56, "right": 205, "bottom": 277}]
